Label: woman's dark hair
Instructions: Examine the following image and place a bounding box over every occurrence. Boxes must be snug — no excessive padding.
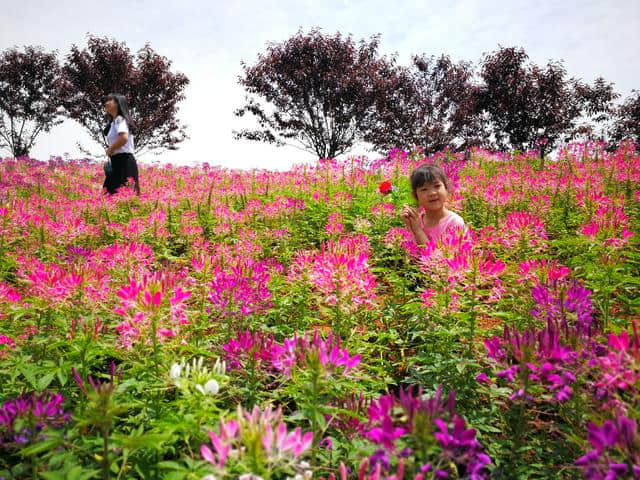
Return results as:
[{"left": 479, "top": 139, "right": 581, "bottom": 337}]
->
[
  {"left": 410, "top": 164, "right": 450, "bottom": 198},
  {"left": 102, "top": 93, "right": 133, "bottom": 136}
]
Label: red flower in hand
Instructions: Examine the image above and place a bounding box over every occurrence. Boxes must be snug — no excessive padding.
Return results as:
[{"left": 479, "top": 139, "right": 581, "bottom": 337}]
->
[{"left": 379, "top": 180, "right": 392, "bottom": 195}]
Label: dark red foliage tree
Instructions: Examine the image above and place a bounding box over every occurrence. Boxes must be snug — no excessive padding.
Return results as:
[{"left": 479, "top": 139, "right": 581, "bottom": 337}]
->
[
  {"left": 234, "top": 29, "right": 403, "bottom": 159},
  {"left": 366, "top": 54, "right": 488, "bottom": 154},
  {"left": 60, "top": 35, "right": 189, "bottom": 154},
  {"left": 0, "top": 46, "right": 63, "bottom": 157},
  {"left": 478, "top": 47, "right": 586, "bottom": 158},
  {"left": 611, "top": 90, "right": 640, "bottom": 145}
]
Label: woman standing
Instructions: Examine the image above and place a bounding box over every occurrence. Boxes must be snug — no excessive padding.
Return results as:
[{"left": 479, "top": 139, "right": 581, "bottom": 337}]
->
[{"left": 102, "top": 93, "right": 140, "bottom": 195}]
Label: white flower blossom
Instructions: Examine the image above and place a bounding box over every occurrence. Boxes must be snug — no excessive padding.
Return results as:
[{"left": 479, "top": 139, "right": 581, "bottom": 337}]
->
[
  {"left": 169, "top": 363, "right": 182, "bottom": 380},
  {"left": 203, "top": 378, "right": 220, "bottom": 395}
]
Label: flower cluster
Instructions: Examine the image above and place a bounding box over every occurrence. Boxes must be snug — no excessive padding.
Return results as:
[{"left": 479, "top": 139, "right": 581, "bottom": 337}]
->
[
  {"left": 414, "top": 229, "right": 507, "bottom": 309},
  {"left": 223, "top": 330, "right": 285, "bottom": 372},
  {"left": 114, "top": 270, "right": 192, "bottom": 348},
  {"left": 579, "top": 201, "right": 635, "bottom": 248},
  {"left": 0, "top": 392, "right": 70, "bottom": 448},
  {"left": 384, "top": 227, "right": 420, "bottom": 257},
  {"left": 589, "top": 324, "right": 640, "bottom": 413},
  {"left": 516, "top": 259, "right": 571, "bottom": 286},
  {"left": 223, "top": 330, "right": 361, "bottom": 378},
  {"left": 273, "top": 330, "right": 362, "bottom": 377},
  {"left": 289, "top": 235, "right": 378, "bottom": 313},
  {"left": 169, "top": 356, "right": 227, "bottom": 397},
  {"left": 530, "top": 279, "right": 595, "bottom": 335},
  {"left": 201, "top": 405, "right": 313, "bottom": 479},
  {"left": 497, "top": 211, "right": 548, "bottom": 251},
  {"left": 207, "top": 256, "right": 274, "bottom": 319},
  {"left": 483, "top": 318, "right": 589, "bottom": 403},
  {"left": 360, "top": 386, "right": 491, "bottom": 479},
  {"left": 575, "top": 416, "right": 640, "bottom": 480},
  {"left": 326, "top": 212, "right": 345, "bottom": 235}
]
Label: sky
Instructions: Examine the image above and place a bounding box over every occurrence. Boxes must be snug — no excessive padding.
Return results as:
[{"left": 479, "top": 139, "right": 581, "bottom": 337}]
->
[{"left": 1, "top": 0, "right": 639, "bottom": 170}]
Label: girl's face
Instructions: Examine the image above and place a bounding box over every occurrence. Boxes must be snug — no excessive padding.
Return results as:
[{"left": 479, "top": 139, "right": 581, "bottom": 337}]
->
[
  {"left": 103, "top": 98, "right": 118, "bottom": 118},
  {"left": 415, "top": 179, "right": 448, "bottom": 212}
]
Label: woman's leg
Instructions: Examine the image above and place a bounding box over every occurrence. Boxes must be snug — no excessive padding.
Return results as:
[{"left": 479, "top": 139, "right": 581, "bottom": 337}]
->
[
  {"left": 103, "top": 168, "right": 117, "bottom": 194},
  {"left": 109, "top": 154, "right": 128, "bottom": 193},
  {"left": 125, "top": 154, "right": 140, "bottom": 195}
]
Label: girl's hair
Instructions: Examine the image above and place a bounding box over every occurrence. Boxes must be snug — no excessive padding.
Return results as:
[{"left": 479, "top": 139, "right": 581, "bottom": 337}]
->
[
  {"left": 102, "top": 93, "right": 133, "bottom": 136},
  {"left": 410, "top": 164, "right": 450, "bottom": 198}
]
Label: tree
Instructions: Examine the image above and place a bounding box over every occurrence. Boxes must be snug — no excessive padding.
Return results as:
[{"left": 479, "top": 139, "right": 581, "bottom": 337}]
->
[
  {"left": 0, "top": 46, "right": 63, "bottom": 157},
  {"left": 365, "top": 54, "right": 488, "bottom": 154},
  {"left": 234, "top": 29, "right": 403, "bottom": 159},
  {"left": 60, "top": 35, "right": 189, "bottom": 155},
  {"left": 611, "top": 90, "right": 640, "bottom": 145},
  {"left": 572, "top": 77, "right": 619, "bottom": 143},
  {"left": 478, "top": 47, "right": 584, "bottom": 158}
]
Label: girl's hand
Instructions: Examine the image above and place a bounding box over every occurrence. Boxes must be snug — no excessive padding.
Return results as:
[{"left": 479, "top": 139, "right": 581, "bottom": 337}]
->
[{"left": 401, "top": 204, "right": 422, "bottom": 232}]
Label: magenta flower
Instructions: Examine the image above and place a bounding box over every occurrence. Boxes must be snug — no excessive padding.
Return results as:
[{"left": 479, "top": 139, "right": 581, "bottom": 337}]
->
[
  {"left": 223, "top": 330, "right": 284, "bottom": 371},
  {"left": 113, "top": 271, "right": 192, "bottom": 348},
  {"left": 498, "top": 211, "right": 548, "bottom": 250},
  {"left": 207, "top": 257, "right": 273, "bottom": 319},
  {"left": 288, "top": 234, "right": 378, "bottom": 313},
  {"left": 590, "top": 322, "right": 640, "bottom": 410},
  {"left": 273, "top": 330, "right": 362, "bottom": 377},
  {"left": 201, "top": 405, "right": 312, "bottom": 476}
]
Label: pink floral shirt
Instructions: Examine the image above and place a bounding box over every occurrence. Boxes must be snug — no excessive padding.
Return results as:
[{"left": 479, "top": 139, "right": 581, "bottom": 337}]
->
[{"left": 420, "top": 210, "right": 466, "bottom": 240}]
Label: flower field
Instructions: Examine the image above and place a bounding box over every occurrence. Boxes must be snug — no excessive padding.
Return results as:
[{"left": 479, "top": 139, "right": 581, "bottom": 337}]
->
[{"left": 0, "top": 143, "right": 639, "bottom": 479}]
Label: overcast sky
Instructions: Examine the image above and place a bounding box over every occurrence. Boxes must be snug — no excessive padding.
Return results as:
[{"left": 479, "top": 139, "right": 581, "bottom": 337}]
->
[{"left": 2, "top": 0, "right": 639, "bottom": 169}]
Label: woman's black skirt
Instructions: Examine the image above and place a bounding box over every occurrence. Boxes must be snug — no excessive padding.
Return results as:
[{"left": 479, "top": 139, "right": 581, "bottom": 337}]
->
[{"left": 103, "top": 152, "right": 139, "bottom": 194}]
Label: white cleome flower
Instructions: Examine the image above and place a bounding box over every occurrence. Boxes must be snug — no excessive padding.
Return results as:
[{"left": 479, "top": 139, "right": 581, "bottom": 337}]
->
[
  {"left": 203, "top": 378, "right": 220, "bottom": 395},
  {"left": 212, "top": 358, "right": 227, "bottom": 375},
  {"left": 195, "top": 378, "right": 220, "bottom": 395},
  {"left": 169, "top": 363, "right": 182, "bottom": 380}
]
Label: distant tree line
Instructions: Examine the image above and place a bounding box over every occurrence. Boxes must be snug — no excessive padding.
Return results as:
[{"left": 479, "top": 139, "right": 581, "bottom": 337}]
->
[
  {"left": 0, "top": 36, "right": 188, "bottom": 157},
  {"left": 1, "top": 30, "right": 638, "bottom": 159},
  {"left": 234, "top": 29, "right": 640, "bottom": 159}
]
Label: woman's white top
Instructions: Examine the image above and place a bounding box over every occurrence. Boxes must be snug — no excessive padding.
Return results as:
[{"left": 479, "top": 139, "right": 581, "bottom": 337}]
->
[{"left": 107, "top": 115, "right": 135, "bottom": 154}]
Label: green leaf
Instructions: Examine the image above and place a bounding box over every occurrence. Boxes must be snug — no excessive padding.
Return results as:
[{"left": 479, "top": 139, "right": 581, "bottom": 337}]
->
[
  {"left": 56, "top": 369, "right": 68, "bottom": 387},
  {"left": 38, "top": 372, "right": 56, "bottom": 391},
  {"left": 158, "top": 461, "right": 184, "bottom": 471},
  {"left": 20, "top": 438, "right": 61, "bottom": 456},
  {"left": 164, "top": 473, "right": 187, "bottom": 480},
  {"left": 39, "top": 472, "right": 66, "bottom": 480},
  {"left": 111, "top": 432, "right": 171, "bottom": 451},
  {"left": 20, "top": 365, "right": 38, "bottom": 389}
]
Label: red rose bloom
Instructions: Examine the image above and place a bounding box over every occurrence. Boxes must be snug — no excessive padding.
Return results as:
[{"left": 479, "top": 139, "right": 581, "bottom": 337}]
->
[{"left": 379, "top": 180, "right": 392, "bottom": 195}]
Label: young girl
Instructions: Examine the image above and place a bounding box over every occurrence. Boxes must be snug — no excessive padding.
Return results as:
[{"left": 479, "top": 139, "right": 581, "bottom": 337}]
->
[
  {"left": 102, "top": 93, "right": 140, "bottom": 195},
  {"left": 401, "top": 164, "right": 465, "bottom": 245}
]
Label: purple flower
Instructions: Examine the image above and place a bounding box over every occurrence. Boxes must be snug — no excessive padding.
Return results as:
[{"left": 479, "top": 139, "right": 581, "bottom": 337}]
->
[
  {"left": 320, "top": 437, "right": 333, "bottom": 450},
  {"left": 369, "top": 449, "right": 391, "bottom": 471},
  {"left": 588, "top": 421, "right": 619, "bottom": 450},
  {"left": 0, "top": 392, "right": 70, "bottom": 448},
  {"left": 362, "top": 387, "right": 491, "bottom": 479},
  {"left": 576, "top": 416, "right": 640, "bottom": 480}
]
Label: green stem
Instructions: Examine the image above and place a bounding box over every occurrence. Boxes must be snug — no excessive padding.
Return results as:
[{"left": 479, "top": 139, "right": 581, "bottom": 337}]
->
[{"left": 102, "top": 426, "right": 110, "bottom": 480}]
